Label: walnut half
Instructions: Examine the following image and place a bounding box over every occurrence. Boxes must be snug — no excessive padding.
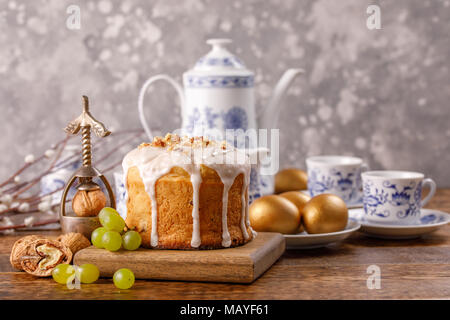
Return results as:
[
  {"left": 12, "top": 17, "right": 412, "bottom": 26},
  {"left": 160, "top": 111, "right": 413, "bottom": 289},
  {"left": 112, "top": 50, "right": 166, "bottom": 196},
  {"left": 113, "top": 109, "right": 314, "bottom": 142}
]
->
[
  {"left": 20, "top": 239, "right": 72, "bottom": 277},
  {"left": 10, "top": 235, "right": 44, "bottom": 270}
]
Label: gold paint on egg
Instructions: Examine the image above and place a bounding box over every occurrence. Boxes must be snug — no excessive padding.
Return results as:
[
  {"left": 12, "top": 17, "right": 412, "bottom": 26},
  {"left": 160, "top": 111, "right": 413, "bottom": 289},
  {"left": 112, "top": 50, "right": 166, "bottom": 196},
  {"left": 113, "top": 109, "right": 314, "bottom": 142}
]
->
[
  {"left": 279, "top": 191, "right": 311, "bottom": 234},
  {"left": 274, "top": 168, "right": 308, "bottom": 194},
  {"left": 279, "top": 191, "right": 311, "bottom": 212},
  {"left": 249, "top": 195, "right": 300, "bottom": 234},
  {"left": 302, "top": 194, "right": 348, "bottom": 234}
]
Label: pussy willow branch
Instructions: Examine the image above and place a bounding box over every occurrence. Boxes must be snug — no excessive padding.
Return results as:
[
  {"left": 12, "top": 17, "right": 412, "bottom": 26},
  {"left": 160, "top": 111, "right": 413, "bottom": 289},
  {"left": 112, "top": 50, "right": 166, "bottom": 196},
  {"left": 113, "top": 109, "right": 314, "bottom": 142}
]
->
[
  {"left": 0, "top": 129, "right": 142, "bottom": 193},
  {"left": 11, "top": 136, "right": 70, "bottom": 198},
  {"left": 2, "top": 182, "right": 28, "bottom": 194},
  {"left": 0, "top": 136, "right": 70, "bottom": 189},
  {"left": 21, "top": 153, "right": 127, "bottom": 208},
  {"left": 35, "top": 128, "right": 143, "bottom": 176},
  {"left": 0, "top": 218, "right": 59, "bottom": 231},
  {"left": 19, "top": 130, "right": 142, "bottom": 203},
  {"left": 0, "top": 129, "right": 144, "bottom": 217},
  {"left": 0, "top": 156, "right": 125, "bottom": 224},
  {"left": 6, "top": 136, "right": 106, "bottom": 195},
  {"left": 95, "top": 130, "right": 143, "bottom": 166}
]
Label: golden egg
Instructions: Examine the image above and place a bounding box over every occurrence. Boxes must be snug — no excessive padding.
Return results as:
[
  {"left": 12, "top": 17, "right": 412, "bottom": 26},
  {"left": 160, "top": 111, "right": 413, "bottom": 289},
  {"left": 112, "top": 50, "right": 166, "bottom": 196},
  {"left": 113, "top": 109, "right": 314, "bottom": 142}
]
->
[
  {"left": 279, "top": 191, "right": 311, "bottom": 212},
  {"left": 249, "top": 195, "right": 300, "bottom": 234},
  {"left": 274, "top": 168, "right": 308, "bottom": 194},
  {"left": 302, "top": 194, "right": 348, "bottom": 234},
  {"left": 279, "top": 191, "right": 311, "bottom": 234}
]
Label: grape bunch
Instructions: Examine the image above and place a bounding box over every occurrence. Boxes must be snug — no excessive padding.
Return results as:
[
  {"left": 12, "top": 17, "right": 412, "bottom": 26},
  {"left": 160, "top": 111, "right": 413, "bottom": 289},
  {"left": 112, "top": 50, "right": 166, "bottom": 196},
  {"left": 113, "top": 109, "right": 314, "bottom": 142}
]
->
[
  {"left": 51, "top": 208, "right": 139, "bottom": 289},
  {"left": 91, "top": 207, "right": 142, "bottom": 252}
]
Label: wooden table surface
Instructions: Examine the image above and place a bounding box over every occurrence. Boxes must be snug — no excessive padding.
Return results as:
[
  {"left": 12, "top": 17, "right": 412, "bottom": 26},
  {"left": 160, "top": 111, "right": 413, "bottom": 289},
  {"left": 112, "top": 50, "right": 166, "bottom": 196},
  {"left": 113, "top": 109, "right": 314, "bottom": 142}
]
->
[{"left": 1, "top": 189, "right": 449, "bottom": 300}]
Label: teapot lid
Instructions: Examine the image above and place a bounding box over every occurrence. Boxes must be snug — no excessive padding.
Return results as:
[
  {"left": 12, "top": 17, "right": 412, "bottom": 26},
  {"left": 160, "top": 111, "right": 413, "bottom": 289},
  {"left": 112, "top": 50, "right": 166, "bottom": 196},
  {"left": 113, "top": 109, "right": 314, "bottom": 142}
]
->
[{"left": 186, "top": 39, "right": 253, "bottom": 77}]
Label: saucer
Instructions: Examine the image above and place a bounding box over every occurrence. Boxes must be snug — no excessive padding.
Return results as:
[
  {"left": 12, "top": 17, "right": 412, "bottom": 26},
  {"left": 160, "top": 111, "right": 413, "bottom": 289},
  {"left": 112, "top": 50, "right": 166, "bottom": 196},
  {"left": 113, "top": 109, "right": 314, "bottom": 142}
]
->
[
  {"left": 283, "top": 220, "right": 361, "bottom": 249},
  {"left": 349, "top": 208, "right": 450, "bottom": 239},
  {"left": 300, "top": 190, "right": 363, "bottom": 209}
]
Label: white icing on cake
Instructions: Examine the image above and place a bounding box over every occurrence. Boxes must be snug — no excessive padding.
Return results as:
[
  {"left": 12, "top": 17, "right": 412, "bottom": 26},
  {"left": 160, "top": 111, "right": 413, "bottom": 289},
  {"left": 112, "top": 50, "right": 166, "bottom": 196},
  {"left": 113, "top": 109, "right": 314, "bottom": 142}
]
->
[
  {"left": 122, "top": 136, "right": 253, "bottom": 248},
  {"left": 190, "top": 165, "right": 202, "bottom": 248},
  {"left": 240, "top": 173, "right": 250, "bottom": 240}
]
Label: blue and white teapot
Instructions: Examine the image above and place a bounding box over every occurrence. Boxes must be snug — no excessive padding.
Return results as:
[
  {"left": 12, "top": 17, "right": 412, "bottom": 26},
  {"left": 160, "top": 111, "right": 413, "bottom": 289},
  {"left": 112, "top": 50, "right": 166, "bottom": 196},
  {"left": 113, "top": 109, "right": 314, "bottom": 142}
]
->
[{"left": 138, "top": 38, "right": 303, "bottom": 200}]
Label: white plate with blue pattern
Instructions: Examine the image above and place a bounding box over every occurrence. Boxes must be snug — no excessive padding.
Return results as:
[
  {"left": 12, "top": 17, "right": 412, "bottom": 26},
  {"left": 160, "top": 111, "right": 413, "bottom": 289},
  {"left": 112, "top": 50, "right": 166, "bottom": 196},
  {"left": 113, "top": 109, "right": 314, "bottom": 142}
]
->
[
  {"left": 300, "top": 190, "right": 363, "bottom": 209},
  {"left": 349, "top": 208, "right": 450, "bottom": 239},
  {"left": 283, "top": 220, "right": 361, "bottom": 249}
]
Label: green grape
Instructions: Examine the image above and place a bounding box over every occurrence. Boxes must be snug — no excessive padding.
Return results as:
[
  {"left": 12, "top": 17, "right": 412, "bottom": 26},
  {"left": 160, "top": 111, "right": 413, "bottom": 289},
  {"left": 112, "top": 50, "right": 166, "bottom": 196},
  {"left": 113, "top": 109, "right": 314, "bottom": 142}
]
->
[
  {"left": 76, "top": 263, "right": 100, "bottom": 284},
  {"left": 102, "top": 230, "right": 122, "bottom": 252},
  {"left": 52, "top": 264, "right": 75, "bottom": 285},
  {"left": 122, "top": 231, "right": 142, "bottom": 251},
  {"left": 113, "top": 268, "right": 135, "bottom": 289},
  {"left": 99, "top": 207, "right": 125, "bottom": 232},
  {"left": 91, "top": 227, "right": 107, "bottom": 248}
]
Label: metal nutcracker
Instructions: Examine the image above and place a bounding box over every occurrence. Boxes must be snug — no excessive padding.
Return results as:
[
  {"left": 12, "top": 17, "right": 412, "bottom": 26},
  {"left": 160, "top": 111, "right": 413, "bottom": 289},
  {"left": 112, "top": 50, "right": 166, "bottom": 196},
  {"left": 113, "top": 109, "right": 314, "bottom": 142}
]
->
[{"left": 60, "top": 96, "right": 116, "bottom": 237}]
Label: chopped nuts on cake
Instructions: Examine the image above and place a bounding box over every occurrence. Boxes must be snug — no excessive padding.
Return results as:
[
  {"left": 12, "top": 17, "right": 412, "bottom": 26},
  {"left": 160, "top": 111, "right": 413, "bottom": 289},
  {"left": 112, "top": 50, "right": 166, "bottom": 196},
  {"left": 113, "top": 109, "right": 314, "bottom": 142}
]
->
[{"left": 137, "top": 133, "right": 228, "bottom": 150}]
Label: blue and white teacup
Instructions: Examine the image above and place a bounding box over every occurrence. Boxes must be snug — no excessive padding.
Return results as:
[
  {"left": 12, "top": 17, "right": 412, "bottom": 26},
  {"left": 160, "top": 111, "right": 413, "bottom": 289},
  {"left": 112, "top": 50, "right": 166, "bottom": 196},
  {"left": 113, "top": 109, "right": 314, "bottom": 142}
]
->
[
  {"left": 362, "top": 170, "right": 436, "bottom": 225},
  {"left": 306, "top": 156, "right": 367, "bottom": 205}
]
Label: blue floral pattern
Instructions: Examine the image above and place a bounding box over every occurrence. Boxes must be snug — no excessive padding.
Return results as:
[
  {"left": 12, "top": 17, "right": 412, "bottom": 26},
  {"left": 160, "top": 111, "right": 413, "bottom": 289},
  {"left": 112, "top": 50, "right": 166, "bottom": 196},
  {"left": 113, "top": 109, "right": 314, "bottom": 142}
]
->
[
  {"left": 185, "top": 107, "right": 202, "bottom": 134},
  {"left": 113, "top": 173, "right": 128, "bottom": 220},
  {"left": 363, "top": 181, "right": 389, "bottom": 217},
  {"left": 249, "top": 167, "right": 262, "bottom": 204},
  {"left": 183, "top": 104, "right": 261, "bottom": 200},
  {"left": 185, "top": 75, "right": 254, "bottom": 88},
  {"left": 308, "top": 167, "right": 362, "bottom": 204},
  {"left": 40, "top": 178, "right": 66, "bottom": 195},
  {"left": 204, "top": 107, "right": 220, "bottom": 129},
  {"left": 363, "top": 180, "right": 421, "bottom": 220},
  {"left": 40, "top": 157, "right": 82, "bottom": 203},
  {"left": 184, "top": 106, "right": 248, "bottom": 136},
  {"left": 419, "top": 213, "right": 446, "bottom": 224},
  {"left": 195, "top": 56, "right": 244, "bottom": 68},
  {"left": 223, "top": 106, "right": 248, "bottom": 130}
]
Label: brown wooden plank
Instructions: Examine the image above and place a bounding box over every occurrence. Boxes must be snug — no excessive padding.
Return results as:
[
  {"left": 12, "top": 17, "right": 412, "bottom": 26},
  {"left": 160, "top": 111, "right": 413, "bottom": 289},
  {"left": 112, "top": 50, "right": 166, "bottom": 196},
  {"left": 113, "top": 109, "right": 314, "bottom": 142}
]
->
[
  {"left": 0, "top": 189, "right": 449, "bottom": 299},
  {"left": 1, "top": 263, "right": 449, "bottom": 300},
  {"left": 279, "top": 245, "right": 450, "bottom": 266},
  {"left": 345, "top": 226, "right": 450, "bottom": 248},
  {"left": 0, "top": 231, "right": 60, "bottom": 254},
  {"left": 73, "top": 232, "right": 285, "bottom": 283}
]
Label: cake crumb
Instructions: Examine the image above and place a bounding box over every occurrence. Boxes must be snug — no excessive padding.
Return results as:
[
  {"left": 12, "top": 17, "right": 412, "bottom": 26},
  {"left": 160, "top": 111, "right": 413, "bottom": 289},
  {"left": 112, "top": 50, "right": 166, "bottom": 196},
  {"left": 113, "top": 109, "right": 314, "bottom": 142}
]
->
[{"left": 137, "top": 133, "right": 227, "bottom": 150}]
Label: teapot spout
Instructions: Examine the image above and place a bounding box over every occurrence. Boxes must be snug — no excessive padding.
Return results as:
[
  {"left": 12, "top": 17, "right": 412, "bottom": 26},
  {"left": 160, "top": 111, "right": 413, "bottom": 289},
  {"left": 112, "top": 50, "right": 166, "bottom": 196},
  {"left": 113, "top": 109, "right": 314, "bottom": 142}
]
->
[{"left": 258, "top": 68, "right": 304, "bottom": 131}]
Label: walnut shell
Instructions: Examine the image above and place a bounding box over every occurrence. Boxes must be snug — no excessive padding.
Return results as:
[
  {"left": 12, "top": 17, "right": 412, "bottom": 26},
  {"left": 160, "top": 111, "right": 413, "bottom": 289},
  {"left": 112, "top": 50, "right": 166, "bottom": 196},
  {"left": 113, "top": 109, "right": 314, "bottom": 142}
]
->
[
  {"left": 72, "top": 189, "right": 106, "bottom": 217},
  {"left": 57, "top": 232, "right": 91, "bottom": 255},
  {"left": 20, "top": 239, "right": 72, "bottom": 277},
  {"left": 10, "top": 235, "right": 46, "bottom": 270}
]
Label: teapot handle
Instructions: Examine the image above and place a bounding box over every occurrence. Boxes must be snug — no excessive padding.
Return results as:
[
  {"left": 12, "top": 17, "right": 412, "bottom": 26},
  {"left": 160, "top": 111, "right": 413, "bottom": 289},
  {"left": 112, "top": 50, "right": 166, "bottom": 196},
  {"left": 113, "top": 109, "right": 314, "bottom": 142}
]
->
[
  {"left": 138, "top": 74, "right": 185, "bottom": 140},
  {"left": 258, "top": 68, "right": 304, "bottom": 131}
]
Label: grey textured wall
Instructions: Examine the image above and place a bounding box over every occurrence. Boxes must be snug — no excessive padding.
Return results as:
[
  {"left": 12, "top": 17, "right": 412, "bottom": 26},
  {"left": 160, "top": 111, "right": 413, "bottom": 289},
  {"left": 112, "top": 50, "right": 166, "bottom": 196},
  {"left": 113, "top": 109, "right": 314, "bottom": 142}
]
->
[{"left": 0, "top": 0, "right": 449, "bottom": 186}]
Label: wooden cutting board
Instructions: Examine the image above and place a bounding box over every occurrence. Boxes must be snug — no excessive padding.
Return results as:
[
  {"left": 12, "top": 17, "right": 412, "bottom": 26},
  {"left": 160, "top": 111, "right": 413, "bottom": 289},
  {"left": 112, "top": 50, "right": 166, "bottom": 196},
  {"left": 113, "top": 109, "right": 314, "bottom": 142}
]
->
[{"left": 74, "top": 232, "right": 284, "bottom": 283}]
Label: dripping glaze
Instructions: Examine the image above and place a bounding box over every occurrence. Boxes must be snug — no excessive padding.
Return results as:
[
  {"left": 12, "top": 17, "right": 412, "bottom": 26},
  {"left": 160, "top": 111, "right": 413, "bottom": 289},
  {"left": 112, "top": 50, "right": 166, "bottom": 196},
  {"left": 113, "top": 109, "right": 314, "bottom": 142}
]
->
[{"left": 122, "top": 141, "right": 253, "bottom": 248}]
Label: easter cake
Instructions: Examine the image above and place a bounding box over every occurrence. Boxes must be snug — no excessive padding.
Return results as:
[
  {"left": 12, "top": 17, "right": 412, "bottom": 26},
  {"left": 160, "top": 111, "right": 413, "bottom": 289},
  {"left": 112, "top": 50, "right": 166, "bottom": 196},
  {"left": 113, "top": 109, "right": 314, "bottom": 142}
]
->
[{"left": 122, "top": 134, "right": 255, "bottom": 249}]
